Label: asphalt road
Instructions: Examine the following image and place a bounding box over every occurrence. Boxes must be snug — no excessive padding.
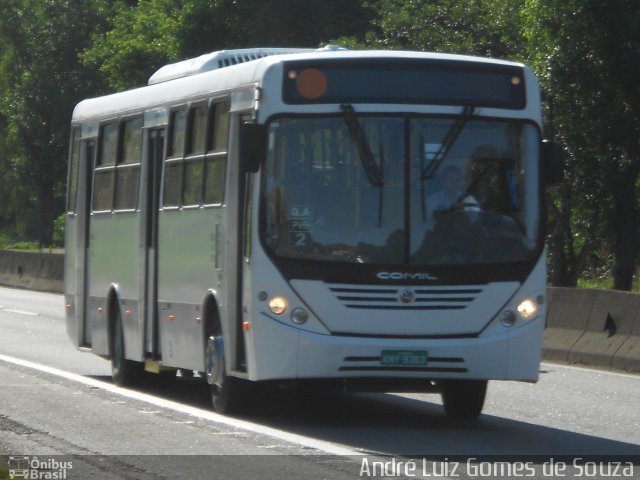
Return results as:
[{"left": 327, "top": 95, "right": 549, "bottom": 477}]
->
[{"left": 0, "top": 286, "right": 639, "bottom": 479}]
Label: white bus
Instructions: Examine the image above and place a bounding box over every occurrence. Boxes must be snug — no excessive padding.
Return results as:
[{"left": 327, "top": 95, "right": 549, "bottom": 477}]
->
[{"left": 65, "top": 47, "right": 563, "bottom": 419}]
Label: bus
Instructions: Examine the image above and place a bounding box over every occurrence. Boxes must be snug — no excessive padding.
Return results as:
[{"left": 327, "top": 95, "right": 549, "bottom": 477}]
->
[{"left": 65, "top": 47, "right": 563, "bottom": 419}]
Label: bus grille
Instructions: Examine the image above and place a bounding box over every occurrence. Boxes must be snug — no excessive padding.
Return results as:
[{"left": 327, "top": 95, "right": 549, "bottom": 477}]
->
[{"left": 328, "top": 285, "right": 483, "bottom": 311}]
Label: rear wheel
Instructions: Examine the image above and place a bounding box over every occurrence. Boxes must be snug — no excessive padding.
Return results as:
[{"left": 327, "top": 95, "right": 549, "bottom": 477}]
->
[
  {"left": 440, "top": 380, "right": 487, "bottom": 419},
  {"left": 205, "top": 334, "right": 246, "bottom": 413},
  {"left": 111, "top": 308, "right": 144, "bottom": 387}
]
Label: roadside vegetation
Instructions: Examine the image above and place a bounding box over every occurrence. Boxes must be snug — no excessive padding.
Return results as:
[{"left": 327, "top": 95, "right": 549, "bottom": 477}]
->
[
  {"left": 0, "top": 460, "right": 9, "bottom": 480},
  {"left": 0, "top": 0, "right": 638, "bottom": 290}
]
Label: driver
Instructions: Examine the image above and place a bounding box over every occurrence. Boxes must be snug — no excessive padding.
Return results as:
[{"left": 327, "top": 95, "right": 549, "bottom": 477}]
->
[{"left": 426, "top": 165, "right": 479, "bottom": 222}]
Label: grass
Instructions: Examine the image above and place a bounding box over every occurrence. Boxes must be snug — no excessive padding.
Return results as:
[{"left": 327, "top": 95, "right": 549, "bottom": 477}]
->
[
  {"left": 576, "top": 277, "right": 614, "bottom": 290},
  {"left": 0, "top": 231, "right": 40, "bottom": 251},
  {"left": 2, "top": 241, "right": 40, "bottom": 251},
  {"left": 576, "top": 276, "right": 640, "bottom": 292},
  {"left": 0, "top": 461, "right": 10, "bottom": 480}
]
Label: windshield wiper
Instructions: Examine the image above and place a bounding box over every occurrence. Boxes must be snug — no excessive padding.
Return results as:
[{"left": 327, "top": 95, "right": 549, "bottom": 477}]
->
[
  {"left": 420, "top": 105, "right": 475, "bottom": 220},
  {"left": 340, "top": 104, "right": 384, "bottom": 187},
  {"left": 421, "top": 105, "right": 475, "bottom": 181}
]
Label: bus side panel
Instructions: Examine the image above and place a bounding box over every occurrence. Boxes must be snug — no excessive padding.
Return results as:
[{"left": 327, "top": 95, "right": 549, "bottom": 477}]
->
[
  {"left": 87, "top": 212, "right": 142, "bottom": 359},
  {"left": 156, "top": 208, "right": 224, "bottom": 371}
]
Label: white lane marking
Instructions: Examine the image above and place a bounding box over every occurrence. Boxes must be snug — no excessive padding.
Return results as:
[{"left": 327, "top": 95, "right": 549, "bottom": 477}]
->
[
  {"left": 3, "top": 308, "right": 39, "bottom": 316},
  {"left": 541, "top": 362, "right": 640, "bottom": 380},
  {"left": 0, "top": 353, "right": 362, "bottom": 456}
]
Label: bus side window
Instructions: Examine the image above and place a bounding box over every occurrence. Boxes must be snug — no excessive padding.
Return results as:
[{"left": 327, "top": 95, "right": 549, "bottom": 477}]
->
[
  {"left": 163, "top": 108, "right": 187, "bottom": 208},
  {"left": 67, "top": 127, "right": 81, "bottom": 214},
  {"left": 93, "top": 122, "right": 118, "bottom": 212},
  {"left": 188, "top": 105, "right": 207, "bottom": 155},
  {"left": 169, "top": 108, "right": 186, "bottom": 158},
  {"left": 183, "top": 105, "right": 207, "bottom": 206},
  {"left": 204, "top": 99, "right": 229, "bottom": 205},
  {"left": 114, "top": 116, "right": 142, "bottom": 211}
]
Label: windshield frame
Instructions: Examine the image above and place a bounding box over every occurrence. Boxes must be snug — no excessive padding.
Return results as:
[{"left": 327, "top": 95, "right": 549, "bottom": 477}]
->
[{"left": 257, "top": 112, "right": 545, "bottom": 285}]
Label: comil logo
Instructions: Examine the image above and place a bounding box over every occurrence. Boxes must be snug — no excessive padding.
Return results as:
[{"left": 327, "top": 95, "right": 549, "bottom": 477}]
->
[
  {"left": 376, "top": 272, "right": 438, "bottom": 281},
  {"left": 8, "top": 457, "right": 73, "bottom": 479}
]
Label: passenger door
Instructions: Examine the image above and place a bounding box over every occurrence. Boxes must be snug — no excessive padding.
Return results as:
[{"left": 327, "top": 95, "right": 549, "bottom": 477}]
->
[
  {"left": 76, "top": 138, "right": 96, "bottom": 346},
  {"left": 143, "top": 128, "right": 165, "bottom": 358}
]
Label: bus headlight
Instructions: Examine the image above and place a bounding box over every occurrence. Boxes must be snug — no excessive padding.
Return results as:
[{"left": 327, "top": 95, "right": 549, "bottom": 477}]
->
[
  {"left": 290, "top": 308, "right": 309, "bottom": 324},
  {"left": 268, "top": 296, "right": 288, "bottom": 315},
  {"left": 517, "top": 299, "right": 538, "bottom": 319}
]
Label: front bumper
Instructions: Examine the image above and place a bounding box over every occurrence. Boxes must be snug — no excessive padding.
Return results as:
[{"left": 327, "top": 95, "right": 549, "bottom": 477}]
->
[{"left": 244, "top": 311, "right": 543, "bottom": 384}]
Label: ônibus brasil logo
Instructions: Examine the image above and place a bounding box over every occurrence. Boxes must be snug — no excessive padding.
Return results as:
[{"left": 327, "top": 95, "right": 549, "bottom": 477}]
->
[
  {"left": 8, "top": 456, "right": 73, "bottom": 479},
  {"left": 376, "top": 272, "right": 438, "bottom": 281}
]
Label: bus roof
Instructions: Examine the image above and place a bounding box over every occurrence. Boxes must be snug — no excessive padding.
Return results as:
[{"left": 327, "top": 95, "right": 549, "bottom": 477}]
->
[
  {"left": 72, "top": 48, "right": 527, "bottom": 123},
  {"left": 147, "top": 48, "right": 314, "bottom": 85}
]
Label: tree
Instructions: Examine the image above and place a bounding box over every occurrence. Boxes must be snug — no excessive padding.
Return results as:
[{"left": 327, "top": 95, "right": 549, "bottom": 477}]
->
[
  {"left": 353, "top": 0, "right": 526, "bottom": 59},
  {"left": 523, "top": 0, "right": 640, "bottom": 290},
  {"left": 82, "top": 0, "right": 375, "bottom": 91},
  {"left": 80, "top": 0, "right": 182, "bottom": 90},
  {"left": 0, "top": 0, "right": 110, "bottom": 245}
]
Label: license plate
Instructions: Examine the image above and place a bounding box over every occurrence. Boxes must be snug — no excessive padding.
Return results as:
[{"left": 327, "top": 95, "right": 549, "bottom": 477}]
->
[{"left": 381, "top": 350, "right": 428, "bottom": 366}]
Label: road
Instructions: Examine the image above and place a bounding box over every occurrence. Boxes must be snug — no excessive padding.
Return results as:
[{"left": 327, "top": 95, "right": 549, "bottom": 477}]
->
[{"left": 0, "top": 286, "right": 638, "bottom": 479}]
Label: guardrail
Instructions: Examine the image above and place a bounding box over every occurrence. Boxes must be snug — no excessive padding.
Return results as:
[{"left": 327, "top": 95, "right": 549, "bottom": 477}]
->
[
  {"left": 0, "top": 250, "right": 637, "bottom": 374},
  {"left": 545, "top": 287, "right": 640, "bottom": 373},
  {"left": 0, "top": 249, "right": 63, "bottom": 293}
]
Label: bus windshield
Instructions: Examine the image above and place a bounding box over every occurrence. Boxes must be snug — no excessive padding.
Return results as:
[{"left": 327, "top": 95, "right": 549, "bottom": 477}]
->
[{"left": 261, "top": 115, "right": 540, "bottom": 266}]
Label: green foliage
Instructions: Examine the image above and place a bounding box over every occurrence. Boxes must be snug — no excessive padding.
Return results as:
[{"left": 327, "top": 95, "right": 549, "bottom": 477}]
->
[
  {"left": 0, "top": 229, "right": 39, "bottom": 250},
  {"left": 577, "top": 277, "right": 615, "bottom": 291},
  {"left": 0, "top": 0, "right": 109, "bottom": 245},
  {"left": 577, "top": 275, "right": 640, "bottom": 293},
  {"left": 81, "top": 0, "right": 375, "bottom": 90},
  {"left": 51, "top": 213, "right": 65, "bottom": 248},
  {"left": 353, "top": 0, "right": 526, "bottom": 60},
  {"left": 0, "top": 460, "right": 9, "bottom": 480},
  {"left": 523, "top": 0, "right": 640, "bottom": 289},
  {"left": 80, "top": 0, "right": 182, "bottom": 89},
  {"left": 0, "top": 0, "right": 637, "bottom": 291}
]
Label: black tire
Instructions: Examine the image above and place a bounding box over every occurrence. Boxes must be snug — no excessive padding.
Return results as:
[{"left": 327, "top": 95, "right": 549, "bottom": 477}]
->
[
  {"left": 440, "top": 380, "right": 487, "bottom": 419},
  {"left": 111, "top": 308, "right": 144, "bottom": 387},
  {"left": 205, "top": 335, "right": 246, "bottom": 413}
]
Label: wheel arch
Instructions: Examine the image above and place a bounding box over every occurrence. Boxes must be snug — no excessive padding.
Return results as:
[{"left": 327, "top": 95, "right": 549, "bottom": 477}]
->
[
  {"left": 106, "top": 283, "right": 122, "bottom": 359},
  {"left": 202, "top": 289, "right": 223, "bottom": 333},
  {"left": 201, "top": 290, "right": 223, "bottom": 363}
]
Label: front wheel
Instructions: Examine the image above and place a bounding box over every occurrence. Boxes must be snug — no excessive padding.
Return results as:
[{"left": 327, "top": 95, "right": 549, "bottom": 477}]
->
[
  {"left": 440, "top": 380, "right": 487, "bottom": 419},
  {"left": 205, "top": 335, "right": 246, "bottom": 413}
]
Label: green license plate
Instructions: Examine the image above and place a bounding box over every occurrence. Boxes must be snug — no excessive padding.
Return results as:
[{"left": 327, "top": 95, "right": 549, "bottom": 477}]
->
[{"left": 381, "top": 350, "right": 428, "bottom": 366}]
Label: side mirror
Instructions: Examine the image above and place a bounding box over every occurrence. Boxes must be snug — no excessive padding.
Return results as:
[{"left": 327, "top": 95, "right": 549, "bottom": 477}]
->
[
  {"left": 542, "top": 139, "right": 565, "bottom": 186},
  {"left": 240, "top": 122, "right": 267, "bottom": 173}
]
